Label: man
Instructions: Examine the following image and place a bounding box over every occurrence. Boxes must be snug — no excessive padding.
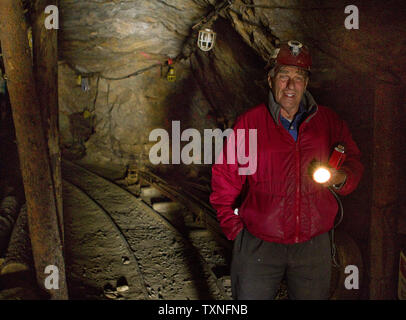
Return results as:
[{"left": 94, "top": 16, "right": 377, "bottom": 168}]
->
[{"left": 210, "top": 40, "right": 363, "bottom": 300}]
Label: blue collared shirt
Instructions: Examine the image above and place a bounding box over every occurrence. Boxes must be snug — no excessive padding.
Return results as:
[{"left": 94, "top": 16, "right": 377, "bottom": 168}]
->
[{"left": 280, "top": 103, "right": 308, "bottom": 141}]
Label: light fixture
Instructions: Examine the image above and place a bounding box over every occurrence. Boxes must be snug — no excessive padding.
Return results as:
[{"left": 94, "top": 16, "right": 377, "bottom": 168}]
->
[
  {"left": 76, "top": 75, "right": 90, "bottom": 91},
  {"left": 167, "top": 66, "right": 176, "bottom": 82},
  {"left": 166, "top": 59, "right": 176, "bottom": 82},
  {"left": 197, "top": 28, "right": 216, "bottom": 52},
  {"left": 288, "top": 40, "right": 303, "bottom": 56},
  {"left": 81, "top": 77, "right": 90, "bottom": 91}
]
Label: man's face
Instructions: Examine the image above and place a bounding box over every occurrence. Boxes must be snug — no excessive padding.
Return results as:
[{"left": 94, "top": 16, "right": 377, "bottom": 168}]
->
[{"left": 268, "top": 65, "right": 308, "bottom": 111}]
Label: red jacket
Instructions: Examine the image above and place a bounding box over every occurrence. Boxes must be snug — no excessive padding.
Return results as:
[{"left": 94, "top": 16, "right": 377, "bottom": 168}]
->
[{"left": 210, "top": 91, "right": 363, "bottom": 244}]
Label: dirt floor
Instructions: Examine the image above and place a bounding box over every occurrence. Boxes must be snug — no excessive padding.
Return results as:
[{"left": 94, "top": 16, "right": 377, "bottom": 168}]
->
[{"left": 62, "top": 161, "right": 231, "bottom": 300}]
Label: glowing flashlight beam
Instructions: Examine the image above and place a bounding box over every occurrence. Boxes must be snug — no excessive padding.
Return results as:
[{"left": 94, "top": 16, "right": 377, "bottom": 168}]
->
[{"left": 313, "top": 167, "right": 331, "bottom": 184}]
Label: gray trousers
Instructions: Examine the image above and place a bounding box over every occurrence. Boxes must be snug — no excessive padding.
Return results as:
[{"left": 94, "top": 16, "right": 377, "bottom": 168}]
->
[{"left": 231, "top": 229, "right": 332, "bottom": 300}]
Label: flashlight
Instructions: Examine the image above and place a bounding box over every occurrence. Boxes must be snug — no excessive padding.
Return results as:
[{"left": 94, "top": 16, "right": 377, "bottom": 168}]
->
[
  {"left": 312, "top": 145, "right": 346, "bottom": 184},
  {"left": 328, "top": 145, "right": 346, "bottom": 170},
  {"left": 313, "top": 166, "right": 331, "bottom": 183}
]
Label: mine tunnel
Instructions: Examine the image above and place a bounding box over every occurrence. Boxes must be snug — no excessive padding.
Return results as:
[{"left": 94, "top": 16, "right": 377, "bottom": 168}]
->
[{"left": 0, "top": 0, "right": 405, "bottom": 302}]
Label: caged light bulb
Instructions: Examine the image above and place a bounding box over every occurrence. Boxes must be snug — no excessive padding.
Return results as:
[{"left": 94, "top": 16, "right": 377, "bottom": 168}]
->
[{"left": 197, "top": 28, "right": 216, "bottom": 52}]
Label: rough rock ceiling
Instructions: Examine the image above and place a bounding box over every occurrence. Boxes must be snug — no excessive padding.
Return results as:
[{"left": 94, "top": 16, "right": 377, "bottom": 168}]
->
[
  {"left": 59, "top": 0, "right": 406, "bottom": 83},
  {"left": 59, "top": 0, "right": 215, "bottom": 76}
]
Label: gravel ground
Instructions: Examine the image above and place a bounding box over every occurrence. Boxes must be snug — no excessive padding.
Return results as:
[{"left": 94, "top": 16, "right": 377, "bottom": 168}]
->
[{"left": 62, "top": 161, "right": 228, "bottom": 300}]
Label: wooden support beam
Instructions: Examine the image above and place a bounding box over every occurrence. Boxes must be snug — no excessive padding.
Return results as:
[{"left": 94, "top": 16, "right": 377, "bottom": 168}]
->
[
  {"left": 369, "top": 79, "right": 403, "bottom": 299},
  {"left": 32, "top": 0, "right": 63, "bottom": 244},
  {"left": 0, "top": 0, "right": 68, "bottom": 299}
]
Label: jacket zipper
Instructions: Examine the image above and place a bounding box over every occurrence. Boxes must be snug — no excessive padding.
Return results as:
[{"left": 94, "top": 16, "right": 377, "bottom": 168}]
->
[
  {"left": 295, "top": 141, "right": 300, "bottom": 243},
  {"left": 295, "top": 106, "right": 318, "bottom": 242},
  {"left": 278, "top": 106, "right": 318, "bottom": 243},
  {"left": 278, "top": 115, "right": 301, "bottom": 243}
]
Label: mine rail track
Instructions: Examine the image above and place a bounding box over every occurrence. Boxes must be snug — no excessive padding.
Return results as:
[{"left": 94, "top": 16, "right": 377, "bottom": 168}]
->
[
  {"left": 62, "top": 179, "right": 150, "bottom": 300},
  {"left": 133, "top": 169, "right": 232, "bottom": 251},
  {"left": 62, "top": 160, "right": 232, "bottom": 300}
]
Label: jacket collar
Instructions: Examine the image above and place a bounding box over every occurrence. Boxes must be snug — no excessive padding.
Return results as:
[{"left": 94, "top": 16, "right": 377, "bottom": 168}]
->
[{"left": 267, "top": 90, "right": 318, "bottom": 125}]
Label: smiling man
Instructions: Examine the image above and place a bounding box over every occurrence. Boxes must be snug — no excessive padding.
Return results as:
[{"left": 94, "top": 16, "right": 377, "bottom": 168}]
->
[
  {"left": 270, "top": 65, "right": 307, "bottom": 119},
  {"left": 210, "top": 41, "right": 364, "bottom": 300}
]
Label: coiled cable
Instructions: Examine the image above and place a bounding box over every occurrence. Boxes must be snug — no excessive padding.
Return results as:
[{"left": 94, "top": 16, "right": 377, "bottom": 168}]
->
[{"left": 328, "top": 187, "right": 344, "bottom": 267}]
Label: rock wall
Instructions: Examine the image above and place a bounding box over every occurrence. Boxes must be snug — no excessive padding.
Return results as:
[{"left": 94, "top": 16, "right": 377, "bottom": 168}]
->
[{"left": 58, "top": 1, "right": 268, "bottom": 177}]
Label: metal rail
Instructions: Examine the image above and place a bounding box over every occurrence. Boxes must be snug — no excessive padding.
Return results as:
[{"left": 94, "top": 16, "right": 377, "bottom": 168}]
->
[
  {"left": 136, "top": 169, "right": 232, "bottom": 250},
  {"left": 62, "top": 160, "right": 231, "bottom": 300},
  {"left": 63, "top": 179, "right": 150, "bottom": 299}
]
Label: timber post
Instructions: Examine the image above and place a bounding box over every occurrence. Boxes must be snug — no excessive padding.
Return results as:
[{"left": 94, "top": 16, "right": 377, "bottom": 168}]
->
[
  {"left": 369, "top": 77, "right": 402, "bottom": 299},
  {"left": 32, "top": 0, "right": 64, "bottom": 244},
  {"left": 0, "top": 0, "right": 68, "bottom": 299}
]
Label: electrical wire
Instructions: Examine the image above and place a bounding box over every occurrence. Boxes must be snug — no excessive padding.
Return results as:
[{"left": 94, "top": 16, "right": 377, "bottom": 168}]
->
[
  {"left": 238, "top": 4, "right": 340, "bottom": 10},
  {"left": 328, "top": 186, "right": 344, "bottom": 268},
  {"left": 100, "top": 63, "right": 162, "bottom": 81}
]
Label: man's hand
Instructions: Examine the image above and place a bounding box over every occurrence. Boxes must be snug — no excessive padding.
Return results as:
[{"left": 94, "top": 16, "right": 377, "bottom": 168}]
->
[{"left": 322, "top": 168, "right": 347, "bottom": 188}]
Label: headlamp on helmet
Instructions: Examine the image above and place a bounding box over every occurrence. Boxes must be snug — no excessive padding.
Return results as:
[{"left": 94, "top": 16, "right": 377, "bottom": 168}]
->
[
  {"left": 288, "top": 40, "right": 303, "bottom": 56},
  {"left": 268, "top": 40, "right": 312, "bottom": 72}
]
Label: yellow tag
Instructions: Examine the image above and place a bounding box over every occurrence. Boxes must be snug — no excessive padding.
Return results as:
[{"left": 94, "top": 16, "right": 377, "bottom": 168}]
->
[
  {"left": 27, "top": 28, "right": 33, "bottom": 50},
  {"left": 77, "top": 75, "right": 82, "bottom": 86},
  {"left": 83, "top": 110, "right": 91, "bottom": 119}
]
